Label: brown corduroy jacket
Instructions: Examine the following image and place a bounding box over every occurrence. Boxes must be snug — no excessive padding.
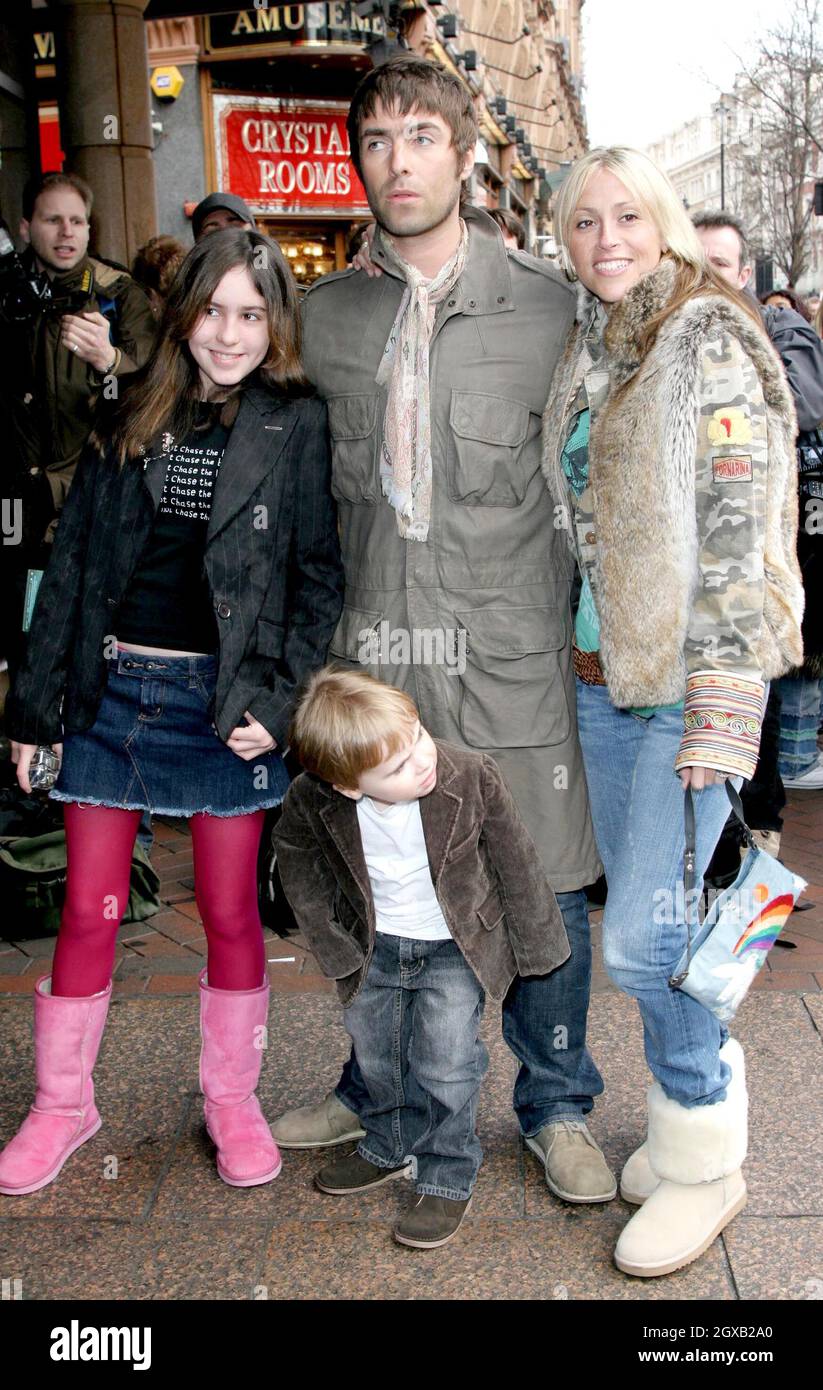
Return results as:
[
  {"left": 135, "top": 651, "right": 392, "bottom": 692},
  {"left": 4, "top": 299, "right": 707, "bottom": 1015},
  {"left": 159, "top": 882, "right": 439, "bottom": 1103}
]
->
[{"left": 273, "top": 740, "right": 570, "bottom": 1006}]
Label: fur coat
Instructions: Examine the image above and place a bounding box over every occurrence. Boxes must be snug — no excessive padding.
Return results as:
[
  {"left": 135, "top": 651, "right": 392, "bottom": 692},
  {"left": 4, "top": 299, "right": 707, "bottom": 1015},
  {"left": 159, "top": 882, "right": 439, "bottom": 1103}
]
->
[{"left": 541, "top": 258, "right": 804, "bottom": 775}]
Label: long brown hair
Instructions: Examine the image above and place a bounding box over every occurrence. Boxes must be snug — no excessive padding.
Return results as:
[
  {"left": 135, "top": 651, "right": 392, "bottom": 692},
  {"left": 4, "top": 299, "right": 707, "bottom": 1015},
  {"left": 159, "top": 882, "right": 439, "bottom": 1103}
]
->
[{"left": 106, "top": 229, "right": 310, "bottom": 463}]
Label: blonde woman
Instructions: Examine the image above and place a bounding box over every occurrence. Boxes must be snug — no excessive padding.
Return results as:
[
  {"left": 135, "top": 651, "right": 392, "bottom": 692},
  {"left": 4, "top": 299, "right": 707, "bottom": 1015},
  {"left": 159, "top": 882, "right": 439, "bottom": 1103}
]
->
[{"left": 542, "top": 148, "right": 803, "bottom": 1276}]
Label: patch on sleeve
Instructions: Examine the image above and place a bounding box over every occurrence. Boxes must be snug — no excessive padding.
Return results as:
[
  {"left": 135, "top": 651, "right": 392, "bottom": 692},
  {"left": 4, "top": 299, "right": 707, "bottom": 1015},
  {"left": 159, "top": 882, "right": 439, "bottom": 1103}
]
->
[
  {"left": 712, "top": 454, "right": 753, "bottom": 483},
  {"left": 707, "top": 407, "right": 753, "bottom": 447}
]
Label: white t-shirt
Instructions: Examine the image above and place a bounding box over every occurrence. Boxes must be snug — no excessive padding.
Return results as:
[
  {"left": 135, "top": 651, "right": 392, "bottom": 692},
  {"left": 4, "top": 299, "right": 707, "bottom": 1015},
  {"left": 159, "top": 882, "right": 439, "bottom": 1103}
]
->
[{"left": 355, "top": 795, "right": 452, "bottom": 941}]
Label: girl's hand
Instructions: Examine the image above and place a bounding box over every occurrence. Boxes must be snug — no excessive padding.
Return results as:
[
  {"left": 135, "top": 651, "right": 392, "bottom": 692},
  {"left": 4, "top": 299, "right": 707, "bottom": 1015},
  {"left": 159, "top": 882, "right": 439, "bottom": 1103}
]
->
[
  {"left": 678, "top": 765, "right": 722, "bottom": 791},
  {"left": 352, "top": 228, "right": 383, "bottom": 279},
  {"left": 226, "top": 712, "right": 277, "bottom": 761},
  {"left": 12, "top": 741, "right": 63, "bottom": 794}
]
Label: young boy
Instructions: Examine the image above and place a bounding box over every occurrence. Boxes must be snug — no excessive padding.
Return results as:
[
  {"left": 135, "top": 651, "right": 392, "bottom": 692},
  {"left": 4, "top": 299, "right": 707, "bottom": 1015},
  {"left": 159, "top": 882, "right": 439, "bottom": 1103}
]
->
[{"left": 274, "top": 667, "right": 569, "bottom": 1250}]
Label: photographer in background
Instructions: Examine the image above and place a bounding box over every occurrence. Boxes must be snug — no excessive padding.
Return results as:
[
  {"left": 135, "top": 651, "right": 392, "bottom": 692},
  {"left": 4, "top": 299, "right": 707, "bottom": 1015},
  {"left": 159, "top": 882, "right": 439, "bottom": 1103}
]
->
[{"left": 0, "top": 172, "right": 156, "bottom": 675}]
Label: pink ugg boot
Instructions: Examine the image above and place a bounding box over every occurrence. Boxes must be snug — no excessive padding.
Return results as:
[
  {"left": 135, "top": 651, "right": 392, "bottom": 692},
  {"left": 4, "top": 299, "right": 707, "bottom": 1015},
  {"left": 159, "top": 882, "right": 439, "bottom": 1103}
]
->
[
  {"left": 0, "top": 975, "right": 111, "bottom": 1196},
  {"left": 198, "top": 970, "right": 282, "bottom": 1187}
]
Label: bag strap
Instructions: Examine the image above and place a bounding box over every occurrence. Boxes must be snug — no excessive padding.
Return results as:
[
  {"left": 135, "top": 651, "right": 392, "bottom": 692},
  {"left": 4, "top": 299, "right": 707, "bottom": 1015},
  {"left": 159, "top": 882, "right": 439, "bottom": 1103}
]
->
[{"left": 668, "top": 779, "right": 750, "bottom": 990}]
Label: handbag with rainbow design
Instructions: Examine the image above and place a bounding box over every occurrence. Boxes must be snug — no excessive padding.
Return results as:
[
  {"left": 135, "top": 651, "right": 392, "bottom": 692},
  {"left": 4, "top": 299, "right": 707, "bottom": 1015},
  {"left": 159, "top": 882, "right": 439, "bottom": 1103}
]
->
[{"left": 669, "top": 782, "right": 806, "bottom": 1023}]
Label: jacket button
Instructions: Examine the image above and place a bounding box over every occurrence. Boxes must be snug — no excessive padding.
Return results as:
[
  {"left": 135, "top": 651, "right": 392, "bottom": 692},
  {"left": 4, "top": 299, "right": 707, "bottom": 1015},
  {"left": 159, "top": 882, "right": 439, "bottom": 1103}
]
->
[
  {"left": 497, "top": 296, "right": 506, "bottom": 304},
  {"left": 106, "top": 598, "right": 117, "bottom": 608},
  {"left": 467, "top": 298, "right": 477, "bottom": 308},
  {"left": 585, "top": 531, "right": 596, "bottom": 545},
  {"left": 217, "top": 601, "right": 231, "bottom": 619},
  {"left": 448, "top": 299, "right": 456, "bottom": 307}
]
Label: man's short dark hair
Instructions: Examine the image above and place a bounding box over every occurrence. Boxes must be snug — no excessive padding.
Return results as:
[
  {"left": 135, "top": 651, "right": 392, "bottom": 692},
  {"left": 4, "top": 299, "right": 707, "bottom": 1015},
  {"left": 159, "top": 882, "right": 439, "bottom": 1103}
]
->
[
  {"left": 346, "top": 56, "right": 478, "bottom": 181},
  {"left": 692, "top": 209, "right": 750, "bottom": 270},
  {"left": 488, "top": 207, "right": 527, "bottom": 250},
  {"left": 23, "top": 172, "right": 93, "bottom": 222}
]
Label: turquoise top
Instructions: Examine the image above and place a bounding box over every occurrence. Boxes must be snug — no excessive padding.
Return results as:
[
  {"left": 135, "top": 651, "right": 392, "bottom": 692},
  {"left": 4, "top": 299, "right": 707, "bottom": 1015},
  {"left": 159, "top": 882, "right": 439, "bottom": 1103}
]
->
[{"left": 561, "top": 406, "right": 682, "bottom": 719}]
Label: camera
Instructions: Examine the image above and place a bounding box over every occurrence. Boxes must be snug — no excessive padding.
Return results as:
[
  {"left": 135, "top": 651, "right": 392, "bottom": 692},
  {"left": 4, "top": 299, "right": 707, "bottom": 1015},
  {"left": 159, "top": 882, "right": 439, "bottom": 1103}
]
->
[{"left": 0, "top": 219, "right": 53, "bottom": 323}]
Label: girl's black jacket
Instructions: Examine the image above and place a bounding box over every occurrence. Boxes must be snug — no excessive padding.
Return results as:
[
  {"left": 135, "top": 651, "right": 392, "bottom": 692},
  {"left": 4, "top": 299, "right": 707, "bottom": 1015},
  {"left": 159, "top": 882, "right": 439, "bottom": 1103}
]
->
[{"left": 6, "top": 387, "right": 344, "bottom": 748}]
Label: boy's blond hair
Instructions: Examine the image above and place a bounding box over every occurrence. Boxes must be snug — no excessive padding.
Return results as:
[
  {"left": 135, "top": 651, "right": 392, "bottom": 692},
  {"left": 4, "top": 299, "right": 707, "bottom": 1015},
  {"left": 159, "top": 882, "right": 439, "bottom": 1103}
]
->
[{"left": 290, "top": 667, "right": 420, "bottom": 788}]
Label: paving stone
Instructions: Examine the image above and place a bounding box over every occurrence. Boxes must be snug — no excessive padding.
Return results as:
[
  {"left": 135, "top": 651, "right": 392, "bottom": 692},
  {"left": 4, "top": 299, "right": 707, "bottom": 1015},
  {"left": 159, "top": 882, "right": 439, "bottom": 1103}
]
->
[
  {"left": 0, "top": 1219, "right": 271, "bottom": 1300},
  {"left": 116, "top": 955, "right": 200, "bottom": 978},
  {"left": 0, "top": 953, "right": 35, "bottom": 975},
  {"left": 752, "top": 971, "right": 819, "bottom": 992},
  {"left": 10, "top": 936, "right": 56, "bottom": 958},
  {"left": 258, "top": 1216, "right": 735, "bottom": 1301},
  {"left": 145, "top": 976, "right": 200, "bottom": 995},
  {"left": 731, "top": 992, "right": 823, "bottom": 1217},
  {"left": 803, "top": 995, "right": 823, "bottom": 1034},
  {"left": 724, "top": 1217, "right": 823, "bottom": 1299},
  {"left": 0, "top": 975, "right": 37, "bottom": 994},
  {"left": 160, "top": 888, "right": 197, "bottom": 905},
  {"left": 126, "top": 936, "right": 194, "bottom": 960}
]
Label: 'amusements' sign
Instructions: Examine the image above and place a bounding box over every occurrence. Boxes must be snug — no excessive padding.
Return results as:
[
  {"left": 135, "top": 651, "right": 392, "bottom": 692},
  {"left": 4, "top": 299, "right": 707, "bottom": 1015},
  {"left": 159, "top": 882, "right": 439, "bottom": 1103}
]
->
[{"left": 204, "top": 5, "right": 386, "bottom": 53}]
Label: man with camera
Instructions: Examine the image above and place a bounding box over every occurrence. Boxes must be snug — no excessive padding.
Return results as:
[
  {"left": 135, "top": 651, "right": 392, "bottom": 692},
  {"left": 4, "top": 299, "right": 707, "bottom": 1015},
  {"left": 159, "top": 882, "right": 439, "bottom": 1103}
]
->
[{"left": 0, "top": 172, "right": 156, "bottom": 673}]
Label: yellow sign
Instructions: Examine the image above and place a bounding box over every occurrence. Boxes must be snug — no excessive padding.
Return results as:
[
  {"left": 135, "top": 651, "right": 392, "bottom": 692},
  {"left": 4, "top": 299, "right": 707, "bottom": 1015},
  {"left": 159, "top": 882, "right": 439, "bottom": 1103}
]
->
[{"left": 150, "top": 67, "right": 185, "bottom": 101}]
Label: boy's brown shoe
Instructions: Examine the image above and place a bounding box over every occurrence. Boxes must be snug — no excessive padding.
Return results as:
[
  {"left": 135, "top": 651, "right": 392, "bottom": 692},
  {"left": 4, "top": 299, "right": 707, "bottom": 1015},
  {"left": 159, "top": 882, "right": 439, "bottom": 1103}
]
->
[
  {"left": 314, "top": 1149, "right": 411, "bottom": 1195},
  {"left": 393, "top": 1194, "right": 473, "bottom": 1249}
]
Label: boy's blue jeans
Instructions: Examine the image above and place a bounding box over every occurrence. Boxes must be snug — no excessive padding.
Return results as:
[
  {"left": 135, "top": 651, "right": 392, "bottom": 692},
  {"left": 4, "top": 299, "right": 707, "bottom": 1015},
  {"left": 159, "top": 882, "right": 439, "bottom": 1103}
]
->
[
  {"left": 576, "top": 680, "right": 734, "bottom": 1107},
  {"left": 337, "top": 890, "right": 604, "bottom": 1138},
  {"left": 343, "top": 934, "right": 487, "bottom": 1200}
]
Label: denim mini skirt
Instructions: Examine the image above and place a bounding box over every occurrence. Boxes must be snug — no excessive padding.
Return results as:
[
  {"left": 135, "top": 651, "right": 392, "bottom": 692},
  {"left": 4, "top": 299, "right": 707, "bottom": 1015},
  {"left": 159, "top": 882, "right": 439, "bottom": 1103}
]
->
[{"left": 51, "top": 650, "right": 290, "bottom": 818}]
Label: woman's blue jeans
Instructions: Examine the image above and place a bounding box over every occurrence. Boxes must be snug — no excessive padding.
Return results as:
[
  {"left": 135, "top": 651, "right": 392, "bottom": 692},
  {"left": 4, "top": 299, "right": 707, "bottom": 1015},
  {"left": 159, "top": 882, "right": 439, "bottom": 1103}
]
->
[{"left": 575, "top": 680, "right": 734, "bottom": 1108}]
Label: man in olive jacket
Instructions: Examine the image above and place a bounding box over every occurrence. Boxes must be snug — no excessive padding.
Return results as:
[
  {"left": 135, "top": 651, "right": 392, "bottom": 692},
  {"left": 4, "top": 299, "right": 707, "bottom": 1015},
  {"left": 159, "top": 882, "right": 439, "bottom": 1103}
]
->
[
  {"left": 272, "top": 57, "right": 612, "bottom": 1204},
  {"left": 0, "top": 172, "right": 156, "bottom": 671}
]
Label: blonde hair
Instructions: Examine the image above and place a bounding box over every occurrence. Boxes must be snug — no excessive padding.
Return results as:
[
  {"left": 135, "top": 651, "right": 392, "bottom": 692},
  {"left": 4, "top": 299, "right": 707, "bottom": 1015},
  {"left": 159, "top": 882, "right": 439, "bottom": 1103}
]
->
[
  {"left": 553, "top": 145, "right": 763, "bottom": 353},
  {"left": 815, "top": 300, "right": 823, "bottom": 339},
  {"left": 290, "top": 667, "right": 420, "bottom": 789}
]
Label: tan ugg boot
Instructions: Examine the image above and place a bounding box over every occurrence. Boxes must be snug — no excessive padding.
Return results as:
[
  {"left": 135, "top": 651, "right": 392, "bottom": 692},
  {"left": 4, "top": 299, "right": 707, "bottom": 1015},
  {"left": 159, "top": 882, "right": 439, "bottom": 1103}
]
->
[{"left": 614, "top": 1039, "right": 748, "bottom": 1277}]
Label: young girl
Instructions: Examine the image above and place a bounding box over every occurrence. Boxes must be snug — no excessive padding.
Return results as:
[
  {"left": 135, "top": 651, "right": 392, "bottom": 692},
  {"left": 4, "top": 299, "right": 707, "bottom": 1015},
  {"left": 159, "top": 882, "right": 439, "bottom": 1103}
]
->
[
  {"left": 0, "top": 228, "right": 343, "bottom": 1195},
  {"left": 542, "top": 148, "right": 803, "bottom": 1276}
]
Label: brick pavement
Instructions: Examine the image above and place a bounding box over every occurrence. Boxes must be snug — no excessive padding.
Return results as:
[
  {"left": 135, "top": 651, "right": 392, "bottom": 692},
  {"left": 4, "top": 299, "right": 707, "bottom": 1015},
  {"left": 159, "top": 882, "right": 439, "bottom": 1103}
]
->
[{"left": 2, "top": 790, "right": 822, "bottom": 997}]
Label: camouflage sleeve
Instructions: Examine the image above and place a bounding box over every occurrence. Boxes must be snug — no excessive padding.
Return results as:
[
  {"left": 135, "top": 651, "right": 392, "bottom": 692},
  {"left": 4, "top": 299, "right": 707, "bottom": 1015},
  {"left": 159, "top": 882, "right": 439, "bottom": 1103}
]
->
[{"left": 675, "top": 332, "right": 768, "bottom": 779}]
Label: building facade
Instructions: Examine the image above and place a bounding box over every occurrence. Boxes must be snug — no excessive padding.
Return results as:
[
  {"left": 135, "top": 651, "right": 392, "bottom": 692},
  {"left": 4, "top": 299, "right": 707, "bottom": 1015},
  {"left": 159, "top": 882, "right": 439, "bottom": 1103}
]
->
[
  {"left": 646, "top": 80, "right": 823, "bottom": 297},
  {"left": 18, "top": 2, "right": 586, "bottom": 271},
  {"left": 145, "top": 2, "right": 587, "bottom": 278}
]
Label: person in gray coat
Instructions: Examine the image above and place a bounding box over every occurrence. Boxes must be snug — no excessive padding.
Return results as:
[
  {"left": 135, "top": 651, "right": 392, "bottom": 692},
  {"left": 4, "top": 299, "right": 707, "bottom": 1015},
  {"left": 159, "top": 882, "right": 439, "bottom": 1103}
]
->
[{"left": 270, "top": 56, "right": 613, "bottom": 1204}]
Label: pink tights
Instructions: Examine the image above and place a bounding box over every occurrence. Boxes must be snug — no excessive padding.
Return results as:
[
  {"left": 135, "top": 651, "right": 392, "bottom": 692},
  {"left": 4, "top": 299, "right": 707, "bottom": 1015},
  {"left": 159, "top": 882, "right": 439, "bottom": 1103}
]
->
[{"left": 51, "top": 804, "right": 267, "bottom": 997}]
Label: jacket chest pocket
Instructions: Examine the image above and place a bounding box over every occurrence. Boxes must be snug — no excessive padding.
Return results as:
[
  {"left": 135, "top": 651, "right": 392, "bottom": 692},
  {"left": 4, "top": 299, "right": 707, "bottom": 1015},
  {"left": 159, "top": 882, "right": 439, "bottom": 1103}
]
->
[
  {"left": 327, "top": 394, "right": 381, "bottom": 505},
  {"left": 448, "top": 391, "right": 535, "bottom": 507},
  {"left": 454, "top": 604, "right": 570, "bottom": 748}
]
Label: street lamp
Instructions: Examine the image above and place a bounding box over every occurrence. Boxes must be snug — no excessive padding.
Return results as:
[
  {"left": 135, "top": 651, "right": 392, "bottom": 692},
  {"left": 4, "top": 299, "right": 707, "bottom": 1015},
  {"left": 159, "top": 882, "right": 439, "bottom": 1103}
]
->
[{"left": 713, "top": 99, "right": 729, "bottom": 210}]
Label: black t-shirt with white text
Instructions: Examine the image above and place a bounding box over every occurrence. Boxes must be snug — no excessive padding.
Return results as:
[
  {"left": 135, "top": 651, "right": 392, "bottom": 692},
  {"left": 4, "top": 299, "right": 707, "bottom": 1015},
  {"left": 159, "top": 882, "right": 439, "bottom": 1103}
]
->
[{"left": 117, "top": 407, "right": 230, "bottom": 653}]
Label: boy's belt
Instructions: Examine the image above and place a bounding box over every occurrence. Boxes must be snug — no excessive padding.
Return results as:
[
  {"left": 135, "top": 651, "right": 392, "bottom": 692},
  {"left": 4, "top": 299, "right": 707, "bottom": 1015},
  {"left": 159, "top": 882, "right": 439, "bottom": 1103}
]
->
[{"left": 573, "top": 645, "right": 607, "bottom": 686}]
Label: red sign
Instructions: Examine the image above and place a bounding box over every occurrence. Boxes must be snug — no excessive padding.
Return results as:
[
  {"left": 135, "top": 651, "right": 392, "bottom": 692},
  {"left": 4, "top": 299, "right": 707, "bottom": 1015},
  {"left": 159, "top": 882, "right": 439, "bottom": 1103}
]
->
[
  {"left": 213, "top": 95, "right": 370, "bottom": 218},
  {"left": 39, "top": 103, "right": 65, "bottom": 173}
]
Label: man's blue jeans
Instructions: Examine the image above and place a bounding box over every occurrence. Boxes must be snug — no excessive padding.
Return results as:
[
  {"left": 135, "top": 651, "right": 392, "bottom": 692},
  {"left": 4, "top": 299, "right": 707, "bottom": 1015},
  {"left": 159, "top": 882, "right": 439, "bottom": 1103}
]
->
[
  {"left": 336, "top": 890, "right": 604, "bottom": 1138},
  {"left": 775, "top": 675, "right": 823, "bottom": 779},
  {"left": 576, "top": 680, "right": 734, "bottom": 1107},
  {"left": 344, "top": 934, "right": 487, "bottom": 1200}
]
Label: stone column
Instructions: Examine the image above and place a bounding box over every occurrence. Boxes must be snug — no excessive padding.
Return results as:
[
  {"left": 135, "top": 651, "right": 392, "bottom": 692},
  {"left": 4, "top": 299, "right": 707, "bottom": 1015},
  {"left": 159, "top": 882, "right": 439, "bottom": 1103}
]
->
[
  {"left": 55, "top": 0, "right": 157, "bottom": 265},
  {"left": 0, "top": 7, "right": 39, "bottom": 232}
]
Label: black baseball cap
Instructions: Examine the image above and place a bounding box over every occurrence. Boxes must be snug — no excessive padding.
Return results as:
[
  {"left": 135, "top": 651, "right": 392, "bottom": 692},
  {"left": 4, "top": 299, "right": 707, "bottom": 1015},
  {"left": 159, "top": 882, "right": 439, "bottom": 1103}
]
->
[{"left": 192, "top": 193, "right": 256, "bottom": 240}]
